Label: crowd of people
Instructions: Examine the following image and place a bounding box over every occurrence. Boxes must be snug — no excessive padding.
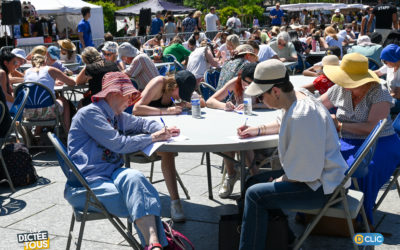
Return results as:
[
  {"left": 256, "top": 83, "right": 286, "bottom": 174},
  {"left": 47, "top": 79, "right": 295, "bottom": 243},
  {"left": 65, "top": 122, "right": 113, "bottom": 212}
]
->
[{"left": 1, "top": 1, "right": 400, "bottom": 249}]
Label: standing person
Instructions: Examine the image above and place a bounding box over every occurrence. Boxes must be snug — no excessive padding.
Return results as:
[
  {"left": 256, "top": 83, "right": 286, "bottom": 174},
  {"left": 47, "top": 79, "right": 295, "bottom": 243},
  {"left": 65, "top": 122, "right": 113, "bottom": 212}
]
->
[
  {"left": 193, "top": 11, "right": 202, "bottom": 31},
  {"left": 182, "top": 12, "right": 196, "bottom": 33},
  {"left": 300, "top": 9, "right": 310, "bottom": 25},
  {"left": 270, "top": 3, "right": 284, "bottom": 26},
  {"left": 331, "top": 9, "right": 345, "bottom": 30},
  {"left": 238, "top": 60, "right": 350, "bottom": 249},
  {"left": 252, "top": 16, "right": 259, "bottom": 28},
  {"left": 226, "top": 12, "right": 241, "bottom": 33},
  {"left": 77, "top": 7, "right": 94, "bottom": 49},
  {"left": 367, "top": 0, "right": 398, "bottom": 42},
  {"left": 164, "top": 15, "right": 177, "bottom": 42},
  {"left": 361, "top": 6, "right": 375, "bottom": 36},
  {"left": 205, "top": 7, "right": 220, "bottom": 34},
  {"left": 150, "top": 11, "right": 164, "bottom": 36}
]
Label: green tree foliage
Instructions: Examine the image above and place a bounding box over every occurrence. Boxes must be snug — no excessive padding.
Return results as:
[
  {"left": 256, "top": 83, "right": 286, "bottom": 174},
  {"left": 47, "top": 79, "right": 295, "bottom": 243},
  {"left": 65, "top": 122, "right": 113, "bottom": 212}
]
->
[{"left": 218, "top": 6, "right": 241, "bottom": 26}]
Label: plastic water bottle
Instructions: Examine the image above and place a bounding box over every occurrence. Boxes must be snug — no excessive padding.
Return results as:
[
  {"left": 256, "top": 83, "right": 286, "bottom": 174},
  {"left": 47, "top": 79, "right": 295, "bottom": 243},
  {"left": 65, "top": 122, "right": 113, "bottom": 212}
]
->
[
  {"left": 191, "top": 92, "right": 201, "bottom": 118},
  {"left": 314, "top": 90, "right": 321, "bottom": 98},
  {"left": 316, "top": 41, "right": 320, "bottom": 52},
  {"left": 311, "top": 39, "right": 316, "bottom": 52},
  {"left": 243, "top": 93, "right": 252, "bottom": 115}
]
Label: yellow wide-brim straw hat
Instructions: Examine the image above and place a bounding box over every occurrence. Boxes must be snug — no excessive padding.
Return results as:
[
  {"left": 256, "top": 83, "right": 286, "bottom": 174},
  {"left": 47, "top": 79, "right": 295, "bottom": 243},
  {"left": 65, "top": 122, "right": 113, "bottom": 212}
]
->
[{"left": 323, "top": 53, "right": 380, "bottom": 89}]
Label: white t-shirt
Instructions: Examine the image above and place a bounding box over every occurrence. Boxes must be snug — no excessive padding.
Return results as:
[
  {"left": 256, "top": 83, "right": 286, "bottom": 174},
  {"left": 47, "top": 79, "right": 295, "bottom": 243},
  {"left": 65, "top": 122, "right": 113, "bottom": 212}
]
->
[
  {"left": 258, "top": 44, "right": 277, "bottom": 62},
  {"left": 205, "top": 13, "right": 219, "bottom": 32},
  {"left": 218, "top": 43, "right": 231, "bottom": 60},
  {"left": 226, "top": 17, "right": 241, "bottom": 30},
  {"left": 379, "top": 65, "right": 400, "bottom": 91}
]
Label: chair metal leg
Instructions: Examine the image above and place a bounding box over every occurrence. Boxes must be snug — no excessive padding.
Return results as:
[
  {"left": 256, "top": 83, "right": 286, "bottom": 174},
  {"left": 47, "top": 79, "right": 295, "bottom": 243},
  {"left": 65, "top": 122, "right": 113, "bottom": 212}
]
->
[
  {"left": 149, "top": 162, "right": 154, "bottom": 183},
  {"left": 340, "top": 189, "right": 358, "bottom": 250},
  {"left": 374, "top": 167, "right": 400, "bottom": 212},
  {"left": 200, "top": 152, "right": 205, "bottom": 165},
  {"left": 0, "top": 152, "right": 16, "bottom": 192},
  {"left": 76, "top": 208, "right": 89, "bottom": 250},
  {"left": 66, "top": 212, "right": 75, "bottom": 250},
  {"left": 127, "top": 219, "right": 132, "bottom": 233},
  {"left": 176, "top": 171, "right": 190, "bottom": 200},
  {"left": 206, "top": 152, "right": 213, "bottom": 200}
]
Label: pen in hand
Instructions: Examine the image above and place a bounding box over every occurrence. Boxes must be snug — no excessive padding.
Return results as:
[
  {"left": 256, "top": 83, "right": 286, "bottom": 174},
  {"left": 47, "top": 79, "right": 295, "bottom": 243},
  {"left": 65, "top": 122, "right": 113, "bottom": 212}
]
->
[
  {"left": 170, "top": 97, "right": 176, "bottom": 106},
  {"left": 244, "top": 117, "right": 248, "bottom": 127},
  {"left": 160, "top": 117, "right": 167, "bottom": 131}
]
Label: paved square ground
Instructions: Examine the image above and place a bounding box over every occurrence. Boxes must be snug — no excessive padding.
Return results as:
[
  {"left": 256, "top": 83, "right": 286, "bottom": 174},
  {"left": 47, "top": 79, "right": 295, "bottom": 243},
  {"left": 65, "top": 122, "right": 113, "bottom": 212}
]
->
[{"left": 1, "top": 151, "right": 399, "bottom": 249}]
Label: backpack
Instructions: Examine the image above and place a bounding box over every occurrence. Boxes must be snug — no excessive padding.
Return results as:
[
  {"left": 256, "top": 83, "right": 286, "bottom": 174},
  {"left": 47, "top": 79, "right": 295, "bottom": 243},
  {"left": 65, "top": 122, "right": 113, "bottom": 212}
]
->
[
  {"left": 163, "top": 221, "right": 194, "bottom": 250},
  {"left": 0, "top": 143, "right": 38, "bottom": 187}
]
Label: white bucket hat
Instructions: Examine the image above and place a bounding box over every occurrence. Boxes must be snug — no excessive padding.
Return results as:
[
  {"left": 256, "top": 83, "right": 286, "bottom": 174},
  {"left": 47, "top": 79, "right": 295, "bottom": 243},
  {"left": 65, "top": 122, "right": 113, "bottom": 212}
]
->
[{"left": 245, "top": 59, "right": 288, "bottom": 96}]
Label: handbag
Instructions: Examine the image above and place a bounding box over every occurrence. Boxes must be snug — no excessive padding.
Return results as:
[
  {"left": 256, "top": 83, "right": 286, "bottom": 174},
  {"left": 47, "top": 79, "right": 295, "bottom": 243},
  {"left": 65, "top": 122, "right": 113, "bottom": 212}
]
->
[{"left": 163, "top": 221, "right": 194, "bottom": 250}]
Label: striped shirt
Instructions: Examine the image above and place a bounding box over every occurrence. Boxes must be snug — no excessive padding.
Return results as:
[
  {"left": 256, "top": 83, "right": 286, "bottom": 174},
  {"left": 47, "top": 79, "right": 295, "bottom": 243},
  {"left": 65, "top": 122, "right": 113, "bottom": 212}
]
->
[{"left": 124, "top": 53, "right": 159, "bottom": 90}]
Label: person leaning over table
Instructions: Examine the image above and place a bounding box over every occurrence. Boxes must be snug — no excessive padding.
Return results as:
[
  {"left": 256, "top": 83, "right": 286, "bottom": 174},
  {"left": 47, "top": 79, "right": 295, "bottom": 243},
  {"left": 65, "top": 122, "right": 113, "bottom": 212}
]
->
[
  {"left": 9, "top": 48, "right": 26, "bottom": 84},
  {"left": 133, "top": 70, "right": 203, "bottom": 222},
  {"left": 119, "top": 42, "right": 159, "bottom": 91},
  {"left": 76, "top": 47, "right": 120, "bottom": 108},
  {"left": 206, "top": 63, "right": 269, "bottom": 198},
  {"left": 58, "top": 39, "right": 80, "bottom": 74},
  {"left": 45, "top": 46, "right": 73, "bottom": 76},
  {"left": 236, "top": 59, "right": 350, "bottom": 249},
  {"left": 375, "top": 44, "right": 400, "bottom": 114},
  {"left": 162, "top": 36, "right": 191, "bottom": 64},
  {"left": 67, "top": 72, "right": 172, "bottom": 250},
  {"left": 319, "top": 52, "right": 400, "bottom": 226},
  {"left": 268, "top": 32, "right": 298, "bottom": 63},
  {"left": 23, "top": 54, "right": 75, "bottom": 133}
]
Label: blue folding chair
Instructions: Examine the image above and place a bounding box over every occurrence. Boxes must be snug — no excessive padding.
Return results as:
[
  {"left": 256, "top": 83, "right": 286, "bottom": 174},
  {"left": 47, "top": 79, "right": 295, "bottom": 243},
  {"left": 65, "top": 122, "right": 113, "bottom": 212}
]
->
[
  {"left": 293, "top": 119, "right": 387, "bottom": 250},
  {"left": 368, "top": 57, "right": 382, "bottom": 71},
  {"left": 373, "top": 115, "right": 400, "bottom": 215},
  {"left": 14, "top": 82, "right": 63, "bottom": 148},
  {"left": 0, "top": 87, "right": 30, "bottom": 192},
  {"left": 164, "top": 54, "right": 184, "bottom": 73},
  {"left": 200, "top": 69, "right": 220, "bottom": 101},
  {"left": 47, "top": 132, "right": 141, "bottom": 250},
  {"left": 158, "top": 65, "right": 169, "bottom": 76}
]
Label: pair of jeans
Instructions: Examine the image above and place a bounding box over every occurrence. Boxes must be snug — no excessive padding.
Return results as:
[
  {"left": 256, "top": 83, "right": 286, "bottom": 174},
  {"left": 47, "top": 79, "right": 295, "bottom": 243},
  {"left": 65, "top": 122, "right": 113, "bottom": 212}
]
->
[
  {"left": 64, "top": 167, "right": 168, "bottom": 247},
  {"left": 239, "top": 170, "right": 331, "bottom": 250}
]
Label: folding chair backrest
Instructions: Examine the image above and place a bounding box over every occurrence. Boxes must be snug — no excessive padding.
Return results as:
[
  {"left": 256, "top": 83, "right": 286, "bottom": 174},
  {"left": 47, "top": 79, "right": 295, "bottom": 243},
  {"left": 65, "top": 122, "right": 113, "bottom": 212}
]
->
[
  {"left": 344, "top": 119, "right": 387, "bottom": 181},
  {"left": 392, "top": 113, "right": 400, "bottom": 135},
  {"left": 47, "top": 132, "right": 86, "bottom": 188},
  {"left": 200, "top": 69, "right": 220, "bottom": 100},
  {"left": 4, "top": 87, "right": 29, "bottom": 140},
  {"left": 15, "top": 82, "right": 56, "bottom": 109},
  {"left": 368, "top": 57, "right": 381, "bottom": 71},
  {"left": 165, "top": 54, "right": 184, "bottom": 72},
  {"left": 158, "top": 65, "right": 169, "bottom": 76},
  {"left": 164, "top": 54, "right": 176, "bottom": 63}
]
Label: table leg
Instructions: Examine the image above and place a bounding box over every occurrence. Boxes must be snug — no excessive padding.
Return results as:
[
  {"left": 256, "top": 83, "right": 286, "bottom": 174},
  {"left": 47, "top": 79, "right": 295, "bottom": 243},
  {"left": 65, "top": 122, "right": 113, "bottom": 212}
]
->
[
  {"left": 240, "top": 151, "right": 246, "bottom": 200},
  {"left": 206, "top": 152, "right": 213, "bottom": 200}
]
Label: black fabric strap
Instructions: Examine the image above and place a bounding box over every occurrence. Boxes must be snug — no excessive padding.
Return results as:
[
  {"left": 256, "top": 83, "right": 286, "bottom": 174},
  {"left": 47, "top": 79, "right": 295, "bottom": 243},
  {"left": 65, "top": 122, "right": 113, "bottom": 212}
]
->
[{"left": 253, "top": 72, "right": 289, "bottom": 85}]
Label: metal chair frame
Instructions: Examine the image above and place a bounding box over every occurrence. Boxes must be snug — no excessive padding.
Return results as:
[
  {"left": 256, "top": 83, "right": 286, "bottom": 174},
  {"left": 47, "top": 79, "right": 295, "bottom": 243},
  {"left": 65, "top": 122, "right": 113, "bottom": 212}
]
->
[
  {"left": 14, "top": 82, "right": 65, "bottom": 148},
  {"left": 47, "top": 132, "right": 141, "bottom": 250},
  {"left": 0, "top": 87, "right": 30, "bottom": 192},
  {"left": 293, "top": 119, "right": 387, "bottom": 250}
]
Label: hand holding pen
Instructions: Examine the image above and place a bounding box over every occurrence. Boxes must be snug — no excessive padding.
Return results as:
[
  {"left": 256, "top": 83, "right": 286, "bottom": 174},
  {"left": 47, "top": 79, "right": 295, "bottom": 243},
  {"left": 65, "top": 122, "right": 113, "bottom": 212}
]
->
[{"left": 224, "top": 91, "right": 236, "bottom": 111}]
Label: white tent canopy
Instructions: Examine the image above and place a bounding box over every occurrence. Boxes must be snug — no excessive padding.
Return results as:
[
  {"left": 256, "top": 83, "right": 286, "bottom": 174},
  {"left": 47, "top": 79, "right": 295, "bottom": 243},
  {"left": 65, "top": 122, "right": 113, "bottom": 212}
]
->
[
  {"left": 266, "top": 3, "right": 367, "bottom": 12},
  {"left": 29, "top": 0, "right": 104, "bottom": 40}
]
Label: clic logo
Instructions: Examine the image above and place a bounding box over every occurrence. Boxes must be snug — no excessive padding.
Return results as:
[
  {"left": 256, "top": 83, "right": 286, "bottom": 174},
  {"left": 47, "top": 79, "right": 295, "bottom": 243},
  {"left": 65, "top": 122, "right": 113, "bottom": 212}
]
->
[{"left": 354, "top": 233, "right": 384, "bottom": 246}]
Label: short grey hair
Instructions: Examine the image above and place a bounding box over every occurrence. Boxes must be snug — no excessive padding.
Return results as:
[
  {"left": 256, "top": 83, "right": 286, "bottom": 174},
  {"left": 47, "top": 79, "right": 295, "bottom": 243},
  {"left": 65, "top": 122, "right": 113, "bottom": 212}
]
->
[
  {"left": 226, "top": 34, "right": 240, "bottom": 49},
  {"left": 81, "top": 47, "right": 102, "bottom": 64},
  {"left": 277, "top": 32, "right": 290, "bottom": 43}
]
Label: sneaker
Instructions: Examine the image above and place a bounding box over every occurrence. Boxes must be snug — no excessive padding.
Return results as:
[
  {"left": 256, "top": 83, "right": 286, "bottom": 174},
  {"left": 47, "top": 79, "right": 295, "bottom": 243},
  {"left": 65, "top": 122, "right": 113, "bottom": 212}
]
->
[
  {"left": 218, "top": 169, "right": 240, "bottom": 199},
  {"left": 171, "top": 200, "right": 186, "bottom": 223}
]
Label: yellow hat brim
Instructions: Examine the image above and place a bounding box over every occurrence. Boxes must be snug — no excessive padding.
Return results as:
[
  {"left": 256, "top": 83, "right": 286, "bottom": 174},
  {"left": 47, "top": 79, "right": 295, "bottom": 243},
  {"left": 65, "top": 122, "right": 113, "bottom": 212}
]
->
[{"left": 323, "top": 65, "right": 380, "bottom": 89}]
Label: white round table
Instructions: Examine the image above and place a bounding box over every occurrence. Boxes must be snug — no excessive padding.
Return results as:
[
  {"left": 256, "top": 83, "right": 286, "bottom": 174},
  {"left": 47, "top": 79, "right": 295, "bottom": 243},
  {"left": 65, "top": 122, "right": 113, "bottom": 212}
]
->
[{"left": 141, "top": 107, "right": 280, "bottom": 199}]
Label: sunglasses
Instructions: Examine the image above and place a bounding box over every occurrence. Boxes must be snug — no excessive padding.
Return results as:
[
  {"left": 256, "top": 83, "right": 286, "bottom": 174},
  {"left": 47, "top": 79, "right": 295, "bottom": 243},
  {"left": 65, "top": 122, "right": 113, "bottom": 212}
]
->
[
  {"left": 242, "top": 78, "right": 252, "bottom": 84},
  {"left": 103, "top": 52, "right": 114, "bottom": 57}
]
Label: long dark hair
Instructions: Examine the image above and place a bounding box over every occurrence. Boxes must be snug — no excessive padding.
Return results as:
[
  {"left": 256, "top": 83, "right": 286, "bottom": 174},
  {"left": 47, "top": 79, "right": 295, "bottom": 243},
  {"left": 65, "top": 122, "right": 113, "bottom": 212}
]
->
[{"left": 0, "top": 51, "right": 16, "bottom": 75}]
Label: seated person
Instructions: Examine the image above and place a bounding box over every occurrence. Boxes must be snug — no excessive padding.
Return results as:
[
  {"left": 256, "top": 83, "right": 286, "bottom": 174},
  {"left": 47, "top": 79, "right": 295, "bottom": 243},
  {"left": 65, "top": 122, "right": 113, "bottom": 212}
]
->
[
  {"left": 143, "top": 33, "right": 164, "bottom": 49},
  {"left": 237, "top": 59, "right": 349, "bottom": 249},
  {"left": 133, "top": 71, "right": 203, "bottom": 222},
  {"left": 119, "top": 43, "right": 159, "bottom": 91},
  {"left": 9, "top": 48, "right": 26, "bottom": 84},
  {"left": 163, "top": 36, "right": 191, "bottom": 64},
  {"left": 375, "top": 44, "right": 400, "bottom": 114},
  {"left": 246, "top": 40, "right": 279, "bottom": 62},
  {"left": 268, "top": 32, "right": 298, "bottom": 62},
  {"left": 45, "top": 46, "right": 73, "bottom": 76},
  {"left": 101, "top": 41, "right": 124, "bottom": 70},
  {"left": 25, "top": 45, "right": 47, "bottom": 61},
  {"left": 67, "top": 72, "right": 171, "bottom": 249},
  {"left": 206, "top": 63, "right": 268, "bottom": 198},
  {"left": 186, "top": 42, "right": 220, "bottom": 85},
  {"left": 216, "top": 34, "right": 240, "bottom": 63},
  {"left": 76, "top": 47, "right": 120, "bottom": 108},
  {"left": 216, "top": 45, "right": 258, "bottom": 90},
  {"left": 303, "top": 46, "right": 341, "bottom": 77},
  {"left": 182, "top": 38, "right": 197, "bottom": 52},
  {"left": 150, "top": 47, "right": 166, "bottom": 63},
  {"left": 0, "top": 52, "right": 20, "bottom": 109},
  {"left": 58, "top": 39, "right": 80, "bottom": 73},
  {"left": 302, "top": 55, "right": 340, "bottom": 95},
  {"left": 320, "top": 53, "right": 400, "bottom": 225},
  {"left": 24, "top": 54, "right": 75, "bottom": 133},
  {"left": 347, "top": 35, "right": 382, "bottom": 65},
  {"left": 338, "top": 24, "right": 356, "bottom": 43},
  {"left": 324, "top": 26, "right": 348, "bottom": 57},
  {"left": 0, "top": 79, "right": 11, "bottom": 138}
]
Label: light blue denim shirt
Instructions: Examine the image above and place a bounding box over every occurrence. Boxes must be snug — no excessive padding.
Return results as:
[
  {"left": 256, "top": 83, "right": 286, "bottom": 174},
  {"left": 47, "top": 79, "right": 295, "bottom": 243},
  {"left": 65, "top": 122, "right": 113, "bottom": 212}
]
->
[{"left": 68, "top": 100, "right": 162, "bottom": 184}]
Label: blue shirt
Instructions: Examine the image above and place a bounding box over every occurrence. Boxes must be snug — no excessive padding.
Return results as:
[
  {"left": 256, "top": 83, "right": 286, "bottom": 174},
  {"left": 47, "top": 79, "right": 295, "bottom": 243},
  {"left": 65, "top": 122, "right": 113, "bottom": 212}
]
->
[
  {"left": 363, "top": 15, "right": 376, "bottom": 34},
  {"left": 270, "top": 8, "right": 284, "bottom": 26},
  {"left": 326, "top": 36, "right": 345, "bottom": 56},
  {"left": 51, "top": 61, "right": 68, "bottom": 73},
  {"left": 150, "top": 17, "right": 164, "bottom": 35},
  {"left": 68, "top": 100, "right": 162, "bottom": 184},
  {"left": 77, "top": 19, "right": 94, "bottom": 48}
]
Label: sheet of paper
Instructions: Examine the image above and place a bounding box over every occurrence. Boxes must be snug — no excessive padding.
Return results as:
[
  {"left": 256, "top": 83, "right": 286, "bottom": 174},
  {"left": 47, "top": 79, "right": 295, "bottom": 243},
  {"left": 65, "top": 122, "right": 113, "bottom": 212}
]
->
[
  {"left": 142, "top": 135, "right": 188, "bottom": 156},
  {"left": 226, "top": 134, "right": 277, "bottom": 143}
]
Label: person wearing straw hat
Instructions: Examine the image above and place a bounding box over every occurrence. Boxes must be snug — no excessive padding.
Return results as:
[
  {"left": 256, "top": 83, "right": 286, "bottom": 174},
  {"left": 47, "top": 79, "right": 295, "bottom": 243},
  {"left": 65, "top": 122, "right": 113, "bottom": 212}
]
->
[
  {"left": 236, "top": 59, "right": 349, "bottom": 249},
  {"left": 319, "top": 52, "right": 400, "bottom": 225},
  {"left": 67, "top": 72, "right": 171, "bottom": 250}
]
